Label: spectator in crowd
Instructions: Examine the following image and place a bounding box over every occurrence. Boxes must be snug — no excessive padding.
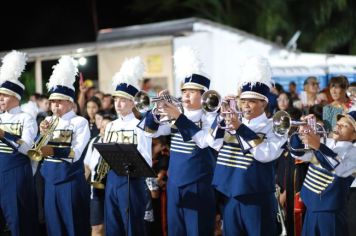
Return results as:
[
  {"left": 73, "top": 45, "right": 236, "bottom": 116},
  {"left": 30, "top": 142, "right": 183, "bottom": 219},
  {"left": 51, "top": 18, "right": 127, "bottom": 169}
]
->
[
  {"left": 101, "top": 93, "right": 116, "bottom": 115},
  {"left": 78, "top": 79, "right": 97, "bottom": 114},
  {"left": 36, "top": 94, "right": 51, "bottom": 126},
  {"left": 322, "top": 76, "right": 350, "bottom": 131},
  {"left": 146, "top": 136, "right": 170, "bottom": 236},
  {"left": 94, "top": 91, "right": 104, "bottom": 101},
  {"left": 308, "top": 104, "right": 324, "bottom": 126},
  {"left": 275, "top": 94, "right": 306, "bottom": 236},
  {"left": 300, "top": 76, "right": 322, "bottom": 114},
  {"left": 142, "top": 78, "right": 156, "bottom": 97},
  {"left": 84, "top": 96, "right": 102, "bottom": 138},
  {"left": 272, "top": 82, "right": 285, "bottom": 95},
  {"left": 276, "top": 92, "right": 302, "bottom": 118},
  {"left": 29, "top": 92, "right": 41, "bottom": 103},
  {"left": 288, "top": 81, "right": 299, "bottom": 101},
  {"left": 94, "top": 110, "right": 105, "bottom": 131},
  {"left": 84, "top": 114, "right": 114, "bottom": 236}
]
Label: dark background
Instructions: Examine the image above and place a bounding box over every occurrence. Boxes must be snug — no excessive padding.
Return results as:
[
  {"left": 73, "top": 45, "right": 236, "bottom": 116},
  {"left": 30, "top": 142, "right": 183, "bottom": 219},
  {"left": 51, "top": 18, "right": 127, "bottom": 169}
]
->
[{"left": 1, "top": 0, "right": 356, "bottom": 54}]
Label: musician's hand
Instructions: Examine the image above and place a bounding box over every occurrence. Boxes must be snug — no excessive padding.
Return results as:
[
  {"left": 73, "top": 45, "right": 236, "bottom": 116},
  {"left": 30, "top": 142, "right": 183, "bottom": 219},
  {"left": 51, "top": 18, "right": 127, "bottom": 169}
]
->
[
  {"left": 298, "top": 125, "right": 310, "bottom": 135},
  {"left": 39, "top": 120, "right": 50, "bottom": 135},
  {"left": 224, "top": 95, "right": 237, "bottom": 101},
  {"left": 300, "top": 114, "right": 315, "bottom": 121},
  {"left": 225, "top": 112, "right": 241, "bottom": 130},
  {"left": 0, "top": 128, "right": 4, "bottom": 139},
  {"left": 160, "top": 101, "right": 182, "bottom": 119},
  {"left": 40, "top": 145, "right": 54, "bottom": 157},
  {"left": 300, "top": 131, "right": 320, "bottom": 150},
  {"left": 158, "top": 89, "right": 169, "bottom": 97},
  {"left": 279, "top": 190, "right": 287, "bottom": 207}
]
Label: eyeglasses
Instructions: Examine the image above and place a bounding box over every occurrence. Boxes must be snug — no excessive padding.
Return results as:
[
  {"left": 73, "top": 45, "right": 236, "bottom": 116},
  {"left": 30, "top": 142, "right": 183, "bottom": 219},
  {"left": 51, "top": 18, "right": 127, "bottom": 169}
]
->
[{"left": 309, "top": 82, "right": 319, "bottom": 86}]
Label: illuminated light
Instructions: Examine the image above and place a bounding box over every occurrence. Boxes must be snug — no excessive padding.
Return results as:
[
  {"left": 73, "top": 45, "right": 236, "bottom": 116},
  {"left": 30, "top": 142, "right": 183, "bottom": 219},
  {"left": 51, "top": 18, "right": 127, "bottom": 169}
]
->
[
  {"left": 78, "top": 57, "right": 87, "bottom": 66},
  {"left": 76, "top": 48, "right": 84, "bottom": 53}
]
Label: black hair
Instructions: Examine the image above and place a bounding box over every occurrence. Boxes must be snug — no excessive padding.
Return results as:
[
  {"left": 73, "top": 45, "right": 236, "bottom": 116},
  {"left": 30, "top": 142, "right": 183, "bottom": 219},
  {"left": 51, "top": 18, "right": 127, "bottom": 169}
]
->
[
  {"left": 83, "top": 96, "right": 102, "bottom": 120},
  {"left": 303, "top": 76, "right": 318, "bottom": 86},
  {"left": 329, "top": 75, "right": 349, "bottom": 90},
  {"left": 38, "top": 94, "right": 49, "bottom": 100}
]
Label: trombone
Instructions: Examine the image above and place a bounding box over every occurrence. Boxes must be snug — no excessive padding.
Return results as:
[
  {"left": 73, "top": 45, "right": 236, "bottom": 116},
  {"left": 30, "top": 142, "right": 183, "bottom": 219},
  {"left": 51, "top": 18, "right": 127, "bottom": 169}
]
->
[
  {"left": 201, "top": 90, "right": 248, "bottom": 131},
  {"left": 28, "top": 116, "right": 59, "bottom": 161},
  {"left": 134, "top": 90, "right": 183, "bottom": 125},
  {"left": 272, "top": 110, "right": 327, "bottom": 152}
]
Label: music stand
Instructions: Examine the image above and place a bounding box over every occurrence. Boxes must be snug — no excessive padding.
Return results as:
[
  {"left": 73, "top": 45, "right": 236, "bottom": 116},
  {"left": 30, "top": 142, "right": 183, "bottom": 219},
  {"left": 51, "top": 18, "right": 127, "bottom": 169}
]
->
[{"left": 93, "top": 143, "right": 156, "bottom": 236}]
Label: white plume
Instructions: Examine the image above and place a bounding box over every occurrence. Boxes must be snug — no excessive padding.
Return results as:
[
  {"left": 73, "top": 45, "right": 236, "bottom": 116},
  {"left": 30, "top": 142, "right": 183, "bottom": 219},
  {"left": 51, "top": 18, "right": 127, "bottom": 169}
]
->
[
  {"left": 112, "top": 56, "right": 144, "bottom": 89},
  {"left": 47, "top": 56, "right": 78, "bottom": 91},
  {"left": 238, "top": 56, "right": 273, "bottom": 88},
  {"left": 0, "top": 50, "right": 27, "bottom": 85},
  {"left": 173, "top": 46, "right": 203, "bottom": 80}
]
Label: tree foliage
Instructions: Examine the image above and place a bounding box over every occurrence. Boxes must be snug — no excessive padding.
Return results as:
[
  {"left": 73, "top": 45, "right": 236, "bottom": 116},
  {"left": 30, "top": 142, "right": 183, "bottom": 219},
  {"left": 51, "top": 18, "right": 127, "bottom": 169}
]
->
[{"left": 128, "top": 0, "right": 356, "bottom": 54}]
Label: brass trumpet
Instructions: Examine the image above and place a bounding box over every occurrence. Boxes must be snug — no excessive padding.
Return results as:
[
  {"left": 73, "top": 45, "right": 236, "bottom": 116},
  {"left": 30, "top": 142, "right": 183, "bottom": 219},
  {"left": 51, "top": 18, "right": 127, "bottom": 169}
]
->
[
  {"left": 134, "top": 90, "right": 183, "bottom": 125},
  {"left": 272, "top": 110, "right": 327, "bottom": 151},
  {"left": 27, "top": 116, "right": 59, "bottom": 161},
  {"left": 201, "top": 90, "right": 248, "bottom": 131}
]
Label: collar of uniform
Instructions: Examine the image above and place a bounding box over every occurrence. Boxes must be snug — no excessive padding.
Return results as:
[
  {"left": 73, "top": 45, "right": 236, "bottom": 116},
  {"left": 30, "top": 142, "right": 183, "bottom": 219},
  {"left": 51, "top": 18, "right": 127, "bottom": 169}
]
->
[
  {"left": 327, "top": 138, "right": 354, "bottom": 149},
  {"left": 242, "top": 112, "right": 267, "bottom": 125},
  {"left": 183, "top": 108, "right": 203, "bottom": 122},
  {"left": 118, "top": 112, "right": 135, "bottom": 122},
  {"left": 5, "top": 106, "right": 21, "bottom": 114},
  {"left": 61, "top": 110, "right": 76, "bottom": 120}
]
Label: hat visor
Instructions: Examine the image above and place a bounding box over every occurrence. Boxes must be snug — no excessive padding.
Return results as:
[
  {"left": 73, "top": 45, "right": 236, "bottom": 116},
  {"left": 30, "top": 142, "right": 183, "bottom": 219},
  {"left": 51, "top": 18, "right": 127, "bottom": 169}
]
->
[
  {"left": 336, "top": 114, "right": 356, "bottom": 131},
  {"left": 49, "top": 93, "right": 73, "bottom": 102},
  {"left": 112, "top": 91, "right": 134, "bottom": 100},
  {"left": 0, "top": 88, "right": 20, "bottom": 100},
  {"left": 240, "top": 91, "right": 268, "bottom": 102},
  {"left": 181, "top": 82, "right": 206, "bottom": 91}
]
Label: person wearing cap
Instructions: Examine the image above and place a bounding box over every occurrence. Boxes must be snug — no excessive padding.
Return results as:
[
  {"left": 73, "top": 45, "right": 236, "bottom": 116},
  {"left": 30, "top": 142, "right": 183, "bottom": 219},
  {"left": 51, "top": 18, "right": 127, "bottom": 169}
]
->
[
  {"left": 142, "top": 47, "right": 217, "bottom": 236},
  {"left": 289, "top": 111, "right": 356, "bottom": 236},
  {"left": 104, "top": 57, "right": 152, "bottom": 236},
  {"left": 39, "top": 56, "right": 91, "bottom": 236},
  {"left": 209, "top": 57, "right": 287, "bottom": 236},
  {"left": 0, "top": 51, "right": 38, "bottom": 236}
]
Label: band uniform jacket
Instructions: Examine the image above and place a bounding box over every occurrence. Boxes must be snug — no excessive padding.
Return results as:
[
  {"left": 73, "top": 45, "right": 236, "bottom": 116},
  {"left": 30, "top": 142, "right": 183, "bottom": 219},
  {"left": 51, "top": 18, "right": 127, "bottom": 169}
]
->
[
  {"left": 290, "top": 137, "right": 356, "bottom": 211},
  {"left": 210, "top": 113, "right": 287, "bottom": 197},
  {"left": 40, "top": 110, "right": 90, "bottom": 184},
  {"left": 142, "top": 109, "right": 217, "bottom": 187}
]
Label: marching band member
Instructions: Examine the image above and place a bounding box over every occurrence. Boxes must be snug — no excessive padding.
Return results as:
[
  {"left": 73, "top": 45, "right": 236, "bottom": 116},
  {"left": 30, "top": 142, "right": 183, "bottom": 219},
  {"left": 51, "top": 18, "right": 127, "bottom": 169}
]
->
[
  {"left": 0, "top": 51, "right": 38, "bottom": 235},
  {"left": 210, "top": 57, "right": 287, "bottom": 236},
  {"left": 84, "top": 114, "right": 114, "bottom": 236},
  {"left": 39, "top": 56, "right": 91, "bottom": 236},
  {"left": 142, "top": 46, "right": 217, "bottom": 236},
  {"left": 289, "top": 111, "right": 356, "bottom": 236},
  {"left": 104, "top": 57, "right": 152, "bottom": 236}
]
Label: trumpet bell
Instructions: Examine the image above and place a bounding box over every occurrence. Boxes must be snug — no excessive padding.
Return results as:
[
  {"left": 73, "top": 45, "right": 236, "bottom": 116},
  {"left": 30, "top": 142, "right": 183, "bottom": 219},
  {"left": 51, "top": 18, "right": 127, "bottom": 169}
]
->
[
  {"left": 134, "top": 91, "right": 151, "bottom": 113},
  {"left": 27, "top": 149, "right": 43, "bottom": 162},
  {"left": 272, "top": 111, "right": 291, "bottom": 137},
  {"left": 201, "top": 90, "right": 222, "bottom": 113}
]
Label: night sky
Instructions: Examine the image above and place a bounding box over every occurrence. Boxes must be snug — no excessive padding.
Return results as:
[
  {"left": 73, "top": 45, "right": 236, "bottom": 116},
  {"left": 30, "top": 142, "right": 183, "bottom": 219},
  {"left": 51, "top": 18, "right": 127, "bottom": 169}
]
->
[
  {"left": 0, "top": 1, "right": 167, "bottom": 92},
  {"left": 0, "top": 1, "right": 157, "bottom": 51}
]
